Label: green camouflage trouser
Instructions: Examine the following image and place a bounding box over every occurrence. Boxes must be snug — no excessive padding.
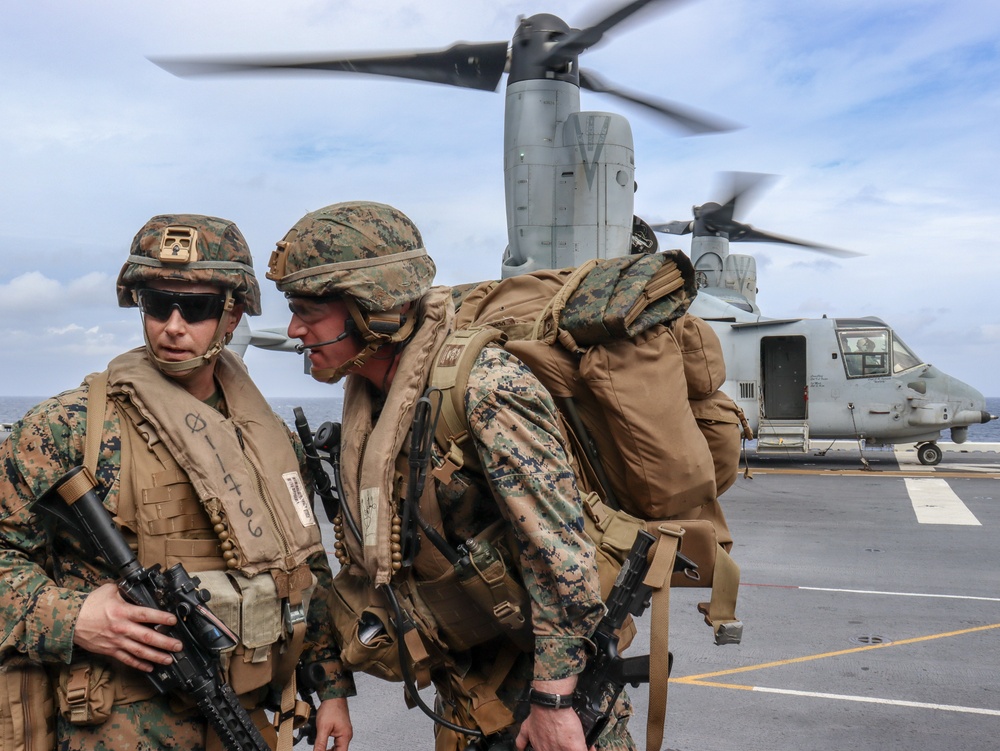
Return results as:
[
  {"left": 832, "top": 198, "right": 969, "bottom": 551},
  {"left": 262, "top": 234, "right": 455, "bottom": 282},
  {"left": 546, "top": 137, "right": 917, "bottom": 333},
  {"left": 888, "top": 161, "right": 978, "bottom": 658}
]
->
[{"left": 57, "top": 697, "right": 206, "bottom": 751}]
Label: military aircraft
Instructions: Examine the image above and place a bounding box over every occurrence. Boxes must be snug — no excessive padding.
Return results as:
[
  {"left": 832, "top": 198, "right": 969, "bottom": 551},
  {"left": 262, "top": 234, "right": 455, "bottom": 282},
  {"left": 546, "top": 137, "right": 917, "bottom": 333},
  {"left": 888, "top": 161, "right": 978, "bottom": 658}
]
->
[
  {"left": 653, "top": 172, "right": 996, "bottom": 466},
  {"left": 159, "top": 0, "right": 995, "bottom": 465}
]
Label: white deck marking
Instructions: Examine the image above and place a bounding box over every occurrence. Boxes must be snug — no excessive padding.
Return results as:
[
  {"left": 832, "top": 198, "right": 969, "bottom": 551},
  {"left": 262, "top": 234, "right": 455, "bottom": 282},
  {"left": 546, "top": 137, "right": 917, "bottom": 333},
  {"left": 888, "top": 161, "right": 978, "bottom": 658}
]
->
[
  {"left": 750, "top": 686, "right": 1000, "bottom": 716},
  {"left": 894, "top": 446, "right": 934, "bottom": 471},
  {"left": 904, "top": 477, "right": 981, "bottom": 525},
  {"left": 798, "top": 586, "right": 1000, "bottom": 602}
]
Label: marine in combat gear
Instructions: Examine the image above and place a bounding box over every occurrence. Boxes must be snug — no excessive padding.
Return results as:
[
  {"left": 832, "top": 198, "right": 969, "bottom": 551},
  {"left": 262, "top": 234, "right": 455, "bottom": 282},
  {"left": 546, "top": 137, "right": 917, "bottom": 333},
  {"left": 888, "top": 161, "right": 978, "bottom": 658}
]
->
[
  {"left": 0, "top": 214, "right": 353, "bottom": 751},
  {"left": 268, "top": 201, "right": 633, "bottom": 751}
]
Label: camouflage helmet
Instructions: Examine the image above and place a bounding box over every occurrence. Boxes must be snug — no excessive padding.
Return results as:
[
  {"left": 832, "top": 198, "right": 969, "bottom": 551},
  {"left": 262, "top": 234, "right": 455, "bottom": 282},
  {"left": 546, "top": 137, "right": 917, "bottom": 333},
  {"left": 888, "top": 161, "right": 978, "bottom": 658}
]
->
[
  {"left": 267, "top": 201, "right": 436, "bottom": 311},
  {"left": 117, "top": 214, "right": 261, "bottom": 315}
]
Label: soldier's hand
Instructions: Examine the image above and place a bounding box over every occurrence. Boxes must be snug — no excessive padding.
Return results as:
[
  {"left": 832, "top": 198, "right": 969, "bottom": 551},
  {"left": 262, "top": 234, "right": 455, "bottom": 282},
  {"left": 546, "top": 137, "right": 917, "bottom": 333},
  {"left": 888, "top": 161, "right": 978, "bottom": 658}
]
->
[
  {"left": 314, "top": 697, "right": 353, "bottom": 750},
  {"left": 75, "top": 582, "right": 183, "bottom": 671},
  {"left": 515, "top": 705, "right": 593, "bottom": 751}
]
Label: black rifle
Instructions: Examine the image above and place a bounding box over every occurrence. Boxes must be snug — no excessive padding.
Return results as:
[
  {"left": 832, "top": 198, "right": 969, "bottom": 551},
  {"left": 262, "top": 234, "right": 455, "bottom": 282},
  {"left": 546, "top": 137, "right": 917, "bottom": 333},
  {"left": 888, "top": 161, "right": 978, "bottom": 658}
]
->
[
  {"left": 293, "top": 406, "right": 340, "bottom": 522},
  {"left": 473, "top": 529, "right": 681, "bottom": 751},
  {"left": 34, "top": 466, "right": 271, "bottom": 751}
]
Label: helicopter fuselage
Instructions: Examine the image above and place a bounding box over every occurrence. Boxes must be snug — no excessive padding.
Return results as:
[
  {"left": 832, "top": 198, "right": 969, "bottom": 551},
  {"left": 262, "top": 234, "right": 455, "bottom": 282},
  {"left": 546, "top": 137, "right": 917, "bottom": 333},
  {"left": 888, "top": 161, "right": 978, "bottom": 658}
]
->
[{"left": 690, "top": 293, "right": 993, "bottom": 451}]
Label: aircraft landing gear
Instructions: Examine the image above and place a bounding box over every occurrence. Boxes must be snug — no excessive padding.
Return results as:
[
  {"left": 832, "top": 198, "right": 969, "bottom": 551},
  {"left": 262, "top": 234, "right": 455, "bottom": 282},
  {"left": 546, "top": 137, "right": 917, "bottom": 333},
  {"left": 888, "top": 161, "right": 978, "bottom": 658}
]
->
[{"left": 916, "top": 442, "right": 943, "bottom": 466}]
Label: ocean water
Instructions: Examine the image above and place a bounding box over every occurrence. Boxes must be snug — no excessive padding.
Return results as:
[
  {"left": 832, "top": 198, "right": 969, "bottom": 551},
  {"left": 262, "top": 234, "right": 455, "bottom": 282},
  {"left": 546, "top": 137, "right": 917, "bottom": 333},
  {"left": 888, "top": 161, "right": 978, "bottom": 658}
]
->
[{"left": 3, "top": 395, "right": 999, "bottom": 442}]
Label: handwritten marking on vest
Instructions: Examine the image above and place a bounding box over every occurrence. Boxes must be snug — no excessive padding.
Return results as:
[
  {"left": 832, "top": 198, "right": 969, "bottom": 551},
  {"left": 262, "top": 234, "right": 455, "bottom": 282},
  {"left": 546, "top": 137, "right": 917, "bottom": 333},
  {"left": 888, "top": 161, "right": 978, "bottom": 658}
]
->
[
  {"left": 186, "top": 412, "right": 208, "bottom": 433},
  {"left": 184, "top": 410, "right": 266, "bottom": 541},
  {"left": 360, "top": 488, "right": 380, "bottom": 548},
  {"left": 239, "top": 497, "right": 264, "bottom": 537},
  {"left": 224, "top": 473, "right": 243, "bottom": 496}
]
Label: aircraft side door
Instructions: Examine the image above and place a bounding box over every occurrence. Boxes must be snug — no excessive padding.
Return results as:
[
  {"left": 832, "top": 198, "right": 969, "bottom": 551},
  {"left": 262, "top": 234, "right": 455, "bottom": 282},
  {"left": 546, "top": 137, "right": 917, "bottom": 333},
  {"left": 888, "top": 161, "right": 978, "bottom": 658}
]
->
[{"left": 761, "top": 335, "right": 808, "bottom": 420}]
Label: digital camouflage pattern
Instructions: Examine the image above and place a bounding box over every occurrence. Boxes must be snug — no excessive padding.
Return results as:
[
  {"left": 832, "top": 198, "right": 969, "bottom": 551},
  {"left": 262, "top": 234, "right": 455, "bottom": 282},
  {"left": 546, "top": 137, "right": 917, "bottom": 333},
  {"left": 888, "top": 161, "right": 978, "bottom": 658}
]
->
[
  {"left": 459, "top": 346, "right": 603, "bottom": 678},
  {"left": 433, "top": 345, "right": 634, "bottom": 749},
  {"left": 0, "top": 382, "right": 353, "bottom": 748},
  {"left": 116, "top": 214, "right": 262, "bottom": 315},
  {"left": 56, "top": 700, "right": 218, "bottom": 751},
  {"left": 559, "top": 250, "right": 697, "bottom": 347},
  {"left": 267, "top": 201, "right": 436, "bottom": 311}
]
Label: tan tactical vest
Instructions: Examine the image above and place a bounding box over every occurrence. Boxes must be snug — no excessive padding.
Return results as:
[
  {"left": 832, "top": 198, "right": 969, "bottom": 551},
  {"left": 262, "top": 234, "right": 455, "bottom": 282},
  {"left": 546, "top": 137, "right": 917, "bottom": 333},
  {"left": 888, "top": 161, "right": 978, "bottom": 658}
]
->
[{"left": 65, "top": 349, "right": 322, "bottom": 718}]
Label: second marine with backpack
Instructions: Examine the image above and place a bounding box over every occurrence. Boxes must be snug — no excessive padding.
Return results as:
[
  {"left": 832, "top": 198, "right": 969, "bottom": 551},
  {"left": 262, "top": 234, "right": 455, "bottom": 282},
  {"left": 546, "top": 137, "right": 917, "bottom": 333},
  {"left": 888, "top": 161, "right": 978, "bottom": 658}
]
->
[{"left": 267, "top": 201, "right": 746, "bottom": 751}]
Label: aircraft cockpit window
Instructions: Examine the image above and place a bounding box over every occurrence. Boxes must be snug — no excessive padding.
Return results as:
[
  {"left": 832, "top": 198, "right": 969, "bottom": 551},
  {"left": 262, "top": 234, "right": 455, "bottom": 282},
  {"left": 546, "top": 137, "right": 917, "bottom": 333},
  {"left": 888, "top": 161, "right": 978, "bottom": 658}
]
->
[
  {"left": 838, "top": 330, "right": 890, "bottom": 378},
  {"left": 891, "top": 334, "right": 923, "bottom": 373}
]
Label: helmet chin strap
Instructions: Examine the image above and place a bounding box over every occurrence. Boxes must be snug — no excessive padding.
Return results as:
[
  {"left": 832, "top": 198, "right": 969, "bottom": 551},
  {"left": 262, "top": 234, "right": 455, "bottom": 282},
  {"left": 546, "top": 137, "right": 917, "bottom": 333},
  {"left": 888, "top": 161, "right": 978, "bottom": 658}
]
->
[
  {"left": 144, "top": 291, "right": 236, "bottom": 375},
  {"left": 309, "top": 298, "right": 416, "bottom": 384}
]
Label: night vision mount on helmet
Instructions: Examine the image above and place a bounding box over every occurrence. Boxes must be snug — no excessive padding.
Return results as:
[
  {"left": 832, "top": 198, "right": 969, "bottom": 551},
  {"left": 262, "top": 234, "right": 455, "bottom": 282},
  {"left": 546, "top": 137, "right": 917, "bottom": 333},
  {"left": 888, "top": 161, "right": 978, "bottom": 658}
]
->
[{"left": 118, "top": 214, "right": 260, "bottom": 374}]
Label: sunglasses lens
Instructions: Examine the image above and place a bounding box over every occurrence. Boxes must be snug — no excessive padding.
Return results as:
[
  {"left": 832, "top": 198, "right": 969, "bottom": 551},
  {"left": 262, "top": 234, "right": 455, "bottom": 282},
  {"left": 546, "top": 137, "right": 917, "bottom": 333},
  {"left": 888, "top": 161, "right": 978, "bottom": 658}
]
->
[{"left": 138, "top": 289, "right": 225, "bottom": 323}]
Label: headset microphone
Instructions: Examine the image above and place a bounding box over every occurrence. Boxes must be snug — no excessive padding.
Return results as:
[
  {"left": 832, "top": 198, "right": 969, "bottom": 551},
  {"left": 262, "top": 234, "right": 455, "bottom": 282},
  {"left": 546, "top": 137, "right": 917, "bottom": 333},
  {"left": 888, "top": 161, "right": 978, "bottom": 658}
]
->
[{"left": 294, "top": 319, "right": 358, "bottom": 354}]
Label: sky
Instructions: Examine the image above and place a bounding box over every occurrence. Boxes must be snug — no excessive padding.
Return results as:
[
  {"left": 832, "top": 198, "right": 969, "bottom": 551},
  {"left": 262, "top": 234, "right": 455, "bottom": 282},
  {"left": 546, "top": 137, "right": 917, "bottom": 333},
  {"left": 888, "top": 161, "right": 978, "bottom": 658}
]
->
[{"left": 1, "top": 0, "right": 998, "bottom": 400}]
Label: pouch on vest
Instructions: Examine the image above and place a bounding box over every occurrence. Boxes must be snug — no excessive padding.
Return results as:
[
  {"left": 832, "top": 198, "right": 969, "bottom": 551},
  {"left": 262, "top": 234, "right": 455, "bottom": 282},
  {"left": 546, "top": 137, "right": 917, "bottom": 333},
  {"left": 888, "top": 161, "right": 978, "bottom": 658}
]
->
[
  {"left": 0, "top": 663, "right": 56, "bottom": 751},
  {"left": 194, "top": 569, "right": 314, "bottom": 696},
  {"left": 418, "top": 520, "right": 533, "bottom": 654},
  {"left": 328, "top": 567, "right": 410, "bottom": 684},
  {"left": 54, "top": 661, "right": 158, "bottom": 726}
]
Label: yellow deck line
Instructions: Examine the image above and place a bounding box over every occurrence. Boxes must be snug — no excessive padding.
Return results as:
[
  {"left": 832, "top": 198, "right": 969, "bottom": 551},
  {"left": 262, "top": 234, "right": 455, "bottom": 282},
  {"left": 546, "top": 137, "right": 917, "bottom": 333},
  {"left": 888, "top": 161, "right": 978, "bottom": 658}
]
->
[{"left": 672, "top": 622, "right": 1000, "bottom": 684}]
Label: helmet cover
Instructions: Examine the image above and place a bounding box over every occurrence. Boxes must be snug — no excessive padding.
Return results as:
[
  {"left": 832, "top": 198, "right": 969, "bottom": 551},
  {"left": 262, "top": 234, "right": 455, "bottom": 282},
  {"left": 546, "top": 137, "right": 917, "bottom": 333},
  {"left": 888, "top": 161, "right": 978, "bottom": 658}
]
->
[
  {"left": 117, "top": 214, "right": 261, "bottom": 315},
  {"left": 267, "top": 201, "right": 435, "bottom": 312}
]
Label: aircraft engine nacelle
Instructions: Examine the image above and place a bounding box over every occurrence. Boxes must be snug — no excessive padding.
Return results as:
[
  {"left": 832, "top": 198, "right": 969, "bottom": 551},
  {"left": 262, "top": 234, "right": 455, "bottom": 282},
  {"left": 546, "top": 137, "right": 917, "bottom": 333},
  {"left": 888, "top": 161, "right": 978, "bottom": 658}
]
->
[{"left": 502, "top": 80, "right": 634, "bottom": 277}]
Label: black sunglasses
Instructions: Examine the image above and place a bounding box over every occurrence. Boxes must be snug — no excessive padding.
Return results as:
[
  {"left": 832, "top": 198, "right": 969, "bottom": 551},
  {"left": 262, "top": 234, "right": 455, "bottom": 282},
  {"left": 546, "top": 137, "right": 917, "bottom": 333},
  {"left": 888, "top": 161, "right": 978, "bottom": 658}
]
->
[{"left": 137, "top": 288, "right": 227, "bottom": 323}]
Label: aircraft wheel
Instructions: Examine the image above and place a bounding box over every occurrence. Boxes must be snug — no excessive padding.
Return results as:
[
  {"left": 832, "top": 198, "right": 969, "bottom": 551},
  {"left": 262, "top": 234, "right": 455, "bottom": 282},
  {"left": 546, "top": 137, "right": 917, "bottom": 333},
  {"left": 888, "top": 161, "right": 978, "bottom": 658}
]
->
[{"left": 917, "top": 442, "right": 943, "bottom": 466}]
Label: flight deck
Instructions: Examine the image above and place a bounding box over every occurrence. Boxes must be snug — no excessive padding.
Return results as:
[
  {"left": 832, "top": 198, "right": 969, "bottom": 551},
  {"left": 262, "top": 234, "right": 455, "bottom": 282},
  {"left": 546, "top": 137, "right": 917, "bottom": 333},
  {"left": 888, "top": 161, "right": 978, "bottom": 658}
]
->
[{"left": 304, "top": 444, "right": 1000, "bottom": 751}]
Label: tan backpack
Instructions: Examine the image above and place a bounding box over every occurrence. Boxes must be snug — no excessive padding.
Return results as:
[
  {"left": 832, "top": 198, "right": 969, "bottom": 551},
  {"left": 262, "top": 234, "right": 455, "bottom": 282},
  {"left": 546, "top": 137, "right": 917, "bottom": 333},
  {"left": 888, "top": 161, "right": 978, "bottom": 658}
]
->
[{"left": 428, "top": 251, "right": 747, "bottom": 750}]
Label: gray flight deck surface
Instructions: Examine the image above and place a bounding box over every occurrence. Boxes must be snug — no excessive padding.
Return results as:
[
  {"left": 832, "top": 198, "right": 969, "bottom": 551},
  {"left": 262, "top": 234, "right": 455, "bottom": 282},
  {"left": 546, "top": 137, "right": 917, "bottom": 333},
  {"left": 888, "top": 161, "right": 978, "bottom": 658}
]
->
[{"left": 302, "top": 444, "right": 1000, "bottom": 750}]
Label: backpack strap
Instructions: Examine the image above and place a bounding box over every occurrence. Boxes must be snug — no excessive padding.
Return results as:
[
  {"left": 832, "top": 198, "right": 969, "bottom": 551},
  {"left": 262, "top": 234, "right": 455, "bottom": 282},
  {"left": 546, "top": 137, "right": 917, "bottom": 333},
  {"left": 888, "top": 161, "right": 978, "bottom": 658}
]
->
[
  {"left": 83, "top": 370, "right": 110, "bottom": 476},
  {"left": 427, "top": 326, "right": 507, "bottom": 483},
  {"left": 643, "top": 525, "right": 681, "bottom": 751}
]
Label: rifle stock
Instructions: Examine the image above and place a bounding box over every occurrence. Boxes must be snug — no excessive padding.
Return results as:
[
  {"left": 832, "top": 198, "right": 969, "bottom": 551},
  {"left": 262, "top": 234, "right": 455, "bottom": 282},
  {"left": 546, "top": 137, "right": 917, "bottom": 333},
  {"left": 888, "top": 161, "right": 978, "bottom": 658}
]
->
[{"left": 34, "top": 465, "right": 271, "bottom": 751}]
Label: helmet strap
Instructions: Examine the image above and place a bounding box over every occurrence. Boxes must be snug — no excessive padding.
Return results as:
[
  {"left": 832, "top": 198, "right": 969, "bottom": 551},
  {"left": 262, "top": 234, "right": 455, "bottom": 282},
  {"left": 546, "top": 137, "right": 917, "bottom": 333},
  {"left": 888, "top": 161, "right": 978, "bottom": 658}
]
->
[
  {"left": 309, "top": 297, "right": 416, "bottom": 384},
  {"left": 143, "top": 290, "right": 236, "bottom": 375}
]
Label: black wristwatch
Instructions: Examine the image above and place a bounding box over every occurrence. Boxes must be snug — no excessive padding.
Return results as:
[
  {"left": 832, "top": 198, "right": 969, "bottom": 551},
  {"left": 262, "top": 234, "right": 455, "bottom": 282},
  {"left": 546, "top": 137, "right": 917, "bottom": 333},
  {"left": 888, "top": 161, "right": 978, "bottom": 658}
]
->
[{"left": 527, "top": 688, "right": 576, "bottom": 710}]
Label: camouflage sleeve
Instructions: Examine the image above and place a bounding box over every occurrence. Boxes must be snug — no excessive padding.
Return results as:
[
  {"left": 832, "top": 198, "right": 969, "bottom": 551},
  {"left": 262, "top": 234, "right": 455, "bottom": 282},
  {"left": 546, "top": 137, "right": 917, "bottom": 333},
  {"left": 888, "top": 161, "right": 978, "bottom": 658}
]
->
[
  {"left": 465, "top": 347, "right": 604, "bottom": 681},
  {"left": 0, "top": 390, "right": 100, "bottom": 665},
  {"left": 302, "top": 550, "right": 356, "bottom": 699}
]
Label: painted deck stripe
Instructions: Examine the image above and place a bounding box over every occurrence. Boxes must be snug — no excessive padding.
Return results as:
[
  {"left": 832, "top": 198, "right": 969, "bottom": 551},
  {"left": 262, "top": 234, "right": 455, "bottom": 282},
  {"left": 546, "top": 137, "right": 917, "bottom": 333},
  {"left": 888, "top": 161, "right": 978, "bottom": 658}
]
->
[
  {"left": 905, "top": 477, "right": 981, "bottom": 525},
  {"left": 797, "top": 586, "right": 1000, "bottom": 602},
  {"left": 686, "top": 682, "right": 1000, "bottom": 717},
  {"left": 673, "top": 623, "right": 1000, "bottom": 682}
]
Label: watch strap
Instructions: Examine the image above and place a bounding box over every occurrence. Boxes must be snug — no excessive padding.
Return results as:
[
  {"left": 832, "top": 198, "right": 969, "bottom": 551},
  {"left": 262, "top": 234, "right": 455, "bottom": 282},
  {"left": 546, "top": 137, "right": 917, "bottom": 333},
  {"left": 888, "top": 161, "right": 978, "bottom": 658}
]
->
[{"left": 526, "top": 688, "right": 575, "bottom": 710}]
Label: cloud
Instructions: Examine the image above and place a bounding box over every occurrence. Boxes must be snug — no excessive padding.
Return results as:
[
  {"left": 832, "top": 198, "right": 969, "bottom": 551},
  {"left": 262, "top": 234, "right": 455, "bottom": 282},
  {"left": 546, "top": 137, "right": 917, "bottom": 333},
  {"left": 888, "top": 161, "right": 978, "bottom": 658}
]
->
[
  {"left": 0, "top": 0, "right": 998, "bottom": 402},
  {"left": 0, "top": 271, "right": 114, "bottom": 316}
]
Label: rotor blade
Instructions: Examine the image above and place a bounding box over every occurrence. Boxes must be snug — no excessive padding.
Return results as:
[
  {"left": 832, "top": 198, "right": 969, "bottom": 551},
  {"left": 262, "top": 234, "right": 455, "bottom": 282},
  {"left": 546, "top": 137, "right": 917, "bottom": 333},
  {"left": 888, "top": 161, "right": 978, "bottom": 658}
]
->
[
  {"left": 150, "top": 41, "right": 510, "bottom": 92},
  {"left": 730, "top": 225, "right": 863, "bottom": 257},
  {"left": 649, "top": 220, "right": 694, "bottom": 235},
  {"left": 579, "top": 69, "right": 738, "bottom": 135},
  {"left": 542, "top": 0, "right": 688, "bottom": 66},
  {"left": 725, "top": 172, "right": 778, "bottom": 219}
]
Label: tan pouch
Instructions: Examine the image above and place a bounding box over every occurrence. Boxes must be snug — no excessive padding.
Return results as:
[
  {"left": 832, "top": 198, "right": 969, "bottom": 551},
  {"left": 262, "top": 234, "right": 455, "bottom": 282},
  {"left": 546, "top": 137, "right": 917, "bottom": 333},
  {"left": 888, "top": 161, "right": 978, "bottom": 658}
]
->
[
  {"left": 419, "top": 565, "right": 502, "bottom": 652},
  {"left": 0, "top": 663, "right": 56, "bottom": 751},
  {"left": 56, "top": 662, "right": 113, "bottom": 726},
  {"left": 329, "top": 568, "right": 405, "bottom": 683},
  {"left": 193, "top": 569, "right": 294, "bottom": 695},
  {"left": 673, "top": 314, "right": 727, "bottom": 399}
]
